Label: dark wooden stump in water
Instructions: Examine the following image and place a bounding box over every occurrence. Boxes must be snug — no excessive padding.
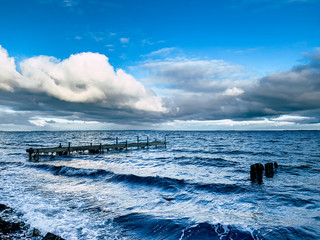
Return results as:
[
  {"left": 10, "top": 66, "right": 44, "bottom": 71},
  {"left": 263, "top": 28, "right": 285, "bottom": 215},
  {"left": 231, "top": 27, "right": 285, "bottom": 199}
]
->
[
  {"left": 250, "top": 163, "right": 264, "bottom": 183},
  {"left": 265, "top": 162, "right": 274, "bottom": 178}
]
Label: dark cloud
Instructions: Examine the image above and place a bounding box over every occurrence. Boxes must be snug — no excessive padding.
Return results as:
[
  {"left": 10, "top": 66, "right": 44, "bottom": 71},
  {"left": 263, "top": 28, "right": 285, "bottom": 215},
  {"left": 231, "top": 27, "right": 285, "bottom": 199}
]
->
[
  {"left": 243, "top": 52, "right": 320, "bottom": 116},
  {"left": 143, "top": 49, "right": 320, "bottom": 125}
]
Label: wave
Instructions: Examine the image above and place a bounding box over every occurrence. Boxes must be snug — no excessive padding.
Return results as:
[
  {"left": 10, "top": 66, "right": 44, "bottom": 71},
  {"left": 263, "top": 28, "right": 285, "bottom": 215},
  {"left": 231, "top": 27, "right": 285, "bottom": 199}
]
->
[
  {"left": 31, "top": 164, "right": 111, "bottom": 177},
  {"left": 114, "top": 212, "right": 257, "bottom": 240},
  {"left": 29, "top": 164, "right": 247, "bottom": 194},
  {"left": 0, "top": 161, "right": 24, "bottom": 167},
  {"left": 260, "top": 226, "right": 318, "bottom": 240}
]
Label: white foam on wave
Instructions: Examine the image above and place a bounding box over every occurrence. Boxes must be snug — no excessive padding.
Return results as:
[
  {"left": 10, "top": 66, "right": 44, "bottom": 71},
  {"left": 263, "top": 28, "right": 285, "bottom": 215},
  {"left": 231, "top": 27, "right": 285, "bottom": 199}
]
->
[
  {"left": 58, "top": 166, "right": 103, "bottom": 176},
  {"left": 0, "top": 165, "right": 121, "bottom": 240}
]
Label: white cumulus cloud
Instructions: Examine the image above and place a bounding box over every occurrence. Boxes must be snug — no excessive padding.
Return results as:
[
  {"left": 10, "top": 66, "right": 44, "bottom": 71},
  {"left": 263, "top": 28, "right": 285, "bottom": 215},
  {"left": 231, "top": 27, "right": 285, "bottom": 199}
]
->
[
  {"left": 0, "top": 46, "right": 165, "bottom": 112},
  {"left": 0, "top": 46, "right": 23, "bottom": 91}
]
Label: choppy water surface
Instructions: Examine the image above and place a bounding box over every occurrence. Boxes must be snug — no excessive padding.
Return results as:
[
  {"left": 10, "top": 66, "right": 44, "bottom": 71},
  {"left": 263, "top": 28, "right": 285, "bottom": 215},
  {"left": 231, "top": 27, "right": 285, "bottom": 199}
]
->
[{"left": 0, "top": 131, "right": 319, "bottom": 239}]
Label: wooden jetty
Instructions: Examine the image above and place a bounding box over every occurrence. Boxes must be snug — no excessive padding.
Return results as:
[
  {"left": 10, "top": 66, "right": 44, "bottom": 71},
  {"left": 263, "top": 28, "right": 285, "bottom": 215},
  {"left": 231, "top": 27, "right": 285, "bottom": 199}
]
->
[{"left": 26, "top": 136, "right": 166, "bottom": 161}]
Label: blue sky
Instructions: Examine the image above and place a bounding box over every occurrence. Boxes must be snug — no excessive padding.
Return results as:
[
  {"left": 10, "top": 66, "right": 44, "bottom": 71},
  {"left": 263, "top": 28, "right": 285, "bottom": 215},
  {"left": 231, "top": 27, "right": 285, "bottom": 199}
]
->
[{"left": 0, "top": 0, "right": 320, "bottom": 130}]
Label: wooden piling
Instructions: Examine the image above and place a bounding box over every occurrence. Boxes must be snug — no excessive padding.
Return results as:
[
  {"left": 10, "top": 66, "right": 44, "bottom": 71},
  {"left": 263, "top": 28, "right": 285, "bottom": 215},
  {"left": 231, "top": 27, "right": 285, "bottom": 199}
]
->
[
  {"left": 265, "top": 162, "right": 274, "bottom": 178},
  {"left": 250, "top": 163, "right": 264, "bottom": 183},
  {"left": 28, "top": 148, "right": 33, "bottom": 161},
  {"left": 68, "top": 142, "right": 71, "bottom": 155},
  {"left": 256, "top": 163, "right": 264, "bottom": 183}
]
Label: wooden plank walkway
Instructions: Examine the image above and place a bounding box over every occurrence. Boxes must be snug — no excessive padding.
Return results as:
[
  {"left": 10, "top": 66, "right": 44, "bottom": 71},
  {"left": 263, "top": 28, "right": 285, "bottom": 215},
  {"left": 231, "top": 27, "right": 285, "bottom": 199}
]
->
[{"left": 26, "top": 136, "right": 166, "bottom": 160}]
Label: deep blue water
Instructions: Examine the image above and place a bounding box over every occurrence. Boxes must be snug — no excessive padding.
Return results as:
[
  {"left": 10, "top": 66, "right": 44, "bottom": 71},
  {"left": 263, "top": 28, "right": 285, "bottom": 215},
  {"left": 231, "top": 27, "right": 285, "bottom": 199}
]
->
[{"left": 0, "top": 131, "right": 319, "bottom": 239}]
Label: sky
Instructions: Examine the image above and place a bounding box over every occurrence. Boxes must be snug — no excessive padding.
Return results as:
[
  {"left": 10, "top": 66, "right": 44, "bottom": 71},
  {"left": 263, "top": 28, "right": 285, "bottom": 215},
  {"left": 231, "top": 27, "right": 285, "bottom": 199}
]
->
[{"left": 0, "top": 0, "right": 320, "bottom": 130}]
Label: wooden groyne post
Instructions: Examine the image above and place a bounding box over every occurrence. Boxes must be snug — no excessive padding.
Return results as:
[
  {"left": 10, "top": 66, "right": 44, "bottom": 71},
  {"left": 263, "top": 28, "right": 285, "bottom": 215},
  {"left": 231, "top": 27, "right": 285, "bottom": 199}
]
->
[{"left": 250, "top": 162, "right": 278, "bottom": 183}]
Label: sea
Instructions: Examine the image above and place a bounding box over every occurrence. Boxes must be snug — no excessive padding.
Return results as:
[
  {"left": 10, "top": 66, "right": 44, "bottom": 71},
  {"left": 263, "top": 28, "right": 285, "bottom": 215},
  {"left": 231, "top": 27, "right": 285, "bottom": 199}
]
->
[{"left": 0, "top": 130, "right": 319, "bottom": 240}]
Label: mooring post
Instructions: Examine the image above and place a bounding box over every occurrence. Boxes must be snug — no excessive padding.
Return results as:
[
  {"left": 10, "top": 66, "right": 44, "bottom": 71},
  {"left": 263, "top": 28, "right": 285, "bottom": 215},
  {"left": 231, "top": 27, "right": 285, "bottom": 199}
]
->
[
  {"left": 57, "top": 143, "right": 62, "bottom": 156},
  {"left": 27, "top": 148, "right": 34, "bottom": 161},
  {"left": 265, "top": 162, "right": 274, "bottom": 178},
  {"left": 147, "top": 137, "right": 149, "bottom": 149},
  {"left": 256, "top": 163, "right": 264, "bottom": 183},
  {"left": 250, "top": 163, "right": 264, "bottom": 184},
  {"left": 68, "top": 142, "right": 71, "bottom": 155},
  {"left": 126, "top": 140, "right": 128, "bottom": 150},
  {"left": 137, "top": 136, "right": 139, "bottom": 148},
  {"left": 115, "top": 137, "right": 119, "bottom": 150}
]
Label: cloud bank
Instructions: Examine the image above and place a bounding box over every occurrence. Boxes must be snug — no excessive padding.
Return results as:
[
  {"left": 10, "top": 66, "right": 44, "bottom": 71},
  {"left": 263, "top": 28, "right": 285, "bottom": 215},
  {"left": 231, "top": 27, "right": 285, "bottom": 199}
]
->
[
  {"left": 1, "top": 45, "right": 320, "bottom": 129},
  {"left": 141, "top": 49, "right": 320, "bottom": 124}
]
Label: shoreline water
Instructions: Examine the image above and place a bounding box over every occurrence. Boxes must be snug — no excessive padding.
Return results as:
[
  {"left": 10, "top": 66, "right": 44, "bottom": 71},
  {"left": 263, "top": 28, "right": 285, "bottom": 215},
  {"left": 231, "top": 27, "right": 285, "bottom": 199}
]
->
[
  {"left": 1, "top": 130, "right": 319, "bottom": 239},
  {"left": 0, "top": 204, "right": 63, "bottom": 240}
]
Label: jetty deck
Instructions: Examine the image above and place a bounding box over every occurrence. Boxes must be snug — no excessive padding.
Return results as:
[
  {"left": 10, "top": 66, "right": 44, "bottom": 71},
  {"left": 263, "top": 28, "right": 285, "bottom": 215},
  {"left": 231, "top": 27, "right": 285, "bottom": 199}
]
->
[{"left": 26, "top": 136, "right": 166, "bottom": 160}]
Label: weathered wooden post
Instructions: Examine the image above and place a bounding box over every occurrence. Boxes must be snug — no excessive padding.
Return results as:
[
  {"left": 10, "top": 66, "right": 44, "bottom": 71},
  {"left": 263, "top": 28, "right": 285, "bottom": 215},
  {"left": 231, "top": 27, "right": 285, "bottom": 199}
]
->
[
  {"left": 126, "top": 140, "right": 128, "bottom": 150},
  {"left": 265, "top": 162, "right": 274, "bottom": 177},
  {"left": 34, "top": 149, "right": 39, "bottom": 161},
  {"left": 115, "top": 137, "right": 119, "bottom": 150},
  {"left": 274, "top": 162, "right": 278, "bottom": 168},
  {"left": 137, "top": 136, "right": 140, "bottom": 148},
  {"left": 99, "top": 143, "right": 102, "bottom": 153},
  {"left": 57, "top": 143, "right": 62, "bottom": 156},
  {"left": 147, "top": 137, "right": 149, "bottom": 149},
  {"left": 68, "top": 142, "right": 71, "bottom": 155},
  {"left": 27, "top": 148, "right": 34, "bottom": 161},
  {"left": 256, "top": 163, "right": 264, "bottom": 183},
  {"left": 250, "top": 163, "right": 264, "bottom": 183}
]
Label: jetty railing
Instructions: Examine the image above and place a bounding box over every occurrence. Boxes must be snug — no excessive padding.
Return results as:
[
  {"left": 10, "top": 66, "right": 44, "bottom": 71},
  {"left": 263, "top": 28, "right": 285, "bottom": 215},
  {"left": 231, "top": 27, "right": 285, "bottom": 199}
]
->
[{"left": 26, "top": 136, "right": 167, "bottom": 161}]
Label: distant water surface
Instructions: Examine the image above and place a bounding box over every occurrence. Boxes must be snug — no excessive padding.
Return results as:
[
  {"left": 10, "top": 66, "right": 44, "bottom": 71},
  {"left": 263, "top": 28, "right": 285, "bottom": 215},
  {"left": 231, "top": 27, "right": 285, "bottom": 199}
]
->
[{"left": 0, "top": 131, "right": 319, "bottom": 239}]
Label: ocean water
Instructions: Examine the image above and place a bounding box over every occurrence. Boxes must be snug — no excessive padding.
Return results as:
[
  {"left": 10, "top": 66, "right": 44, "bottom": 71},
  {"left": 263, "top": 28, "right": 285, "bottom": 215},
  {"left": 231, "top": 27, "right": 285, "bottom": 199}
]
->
[{"left": 0, "top": 130, "right": 319, "bottom": 240}]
